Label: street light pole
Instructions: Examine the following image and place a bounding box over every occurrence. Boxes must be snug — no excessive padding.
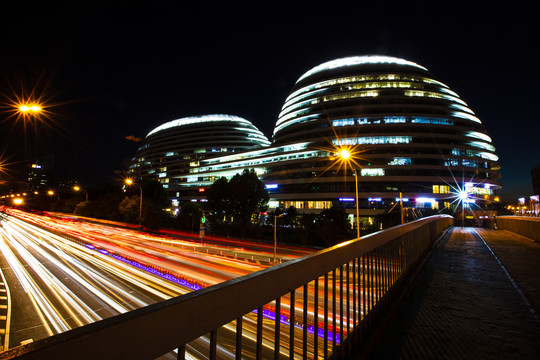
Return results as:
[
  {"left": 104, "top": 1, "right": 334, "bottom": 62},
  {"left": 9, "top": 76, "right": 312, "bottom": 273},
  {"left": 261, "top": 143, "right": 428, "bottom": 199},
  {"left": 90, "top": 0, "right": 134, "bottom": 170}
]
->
[
  {"left": 458, "top": 188, "right": 469, "bottom": 228},
  {"left": 73, "top": 186, "right": 88, "bottom": 202},
  {"left": 339, "top": 149, "right": 360, "bottom": 239},
  {"left": 274, "top": 213, "right": 285, "bottom": 262},
  {"left": 125, "top": 179, "right": 143, "bottom": 230}
]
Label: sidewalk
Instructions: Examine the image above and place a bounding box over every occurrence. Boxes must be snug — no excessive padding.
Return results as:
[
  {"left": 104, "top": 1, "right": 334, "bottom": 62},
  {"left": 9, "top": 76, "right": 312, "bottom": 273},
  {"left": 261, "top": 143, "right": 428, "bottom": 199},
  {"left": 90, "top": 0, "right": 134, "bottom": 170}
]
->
[{"left": 362, "top": 227, "right": 540, "bottom": 359}]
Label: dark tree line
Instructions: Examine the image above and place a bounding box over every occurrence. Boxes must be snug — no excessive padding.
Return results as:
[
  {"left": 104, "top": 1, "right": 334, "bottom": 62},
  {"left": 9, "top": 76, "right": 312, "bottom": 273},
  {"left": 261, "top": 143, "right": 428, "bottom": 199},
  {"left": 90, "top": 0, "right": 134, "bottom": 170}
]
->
[
  {"left": 205, "top": 169, "right": 269, "bottom": 223},
  {"left": 10, "top": 169, "right": 388, "bottom": 248}
]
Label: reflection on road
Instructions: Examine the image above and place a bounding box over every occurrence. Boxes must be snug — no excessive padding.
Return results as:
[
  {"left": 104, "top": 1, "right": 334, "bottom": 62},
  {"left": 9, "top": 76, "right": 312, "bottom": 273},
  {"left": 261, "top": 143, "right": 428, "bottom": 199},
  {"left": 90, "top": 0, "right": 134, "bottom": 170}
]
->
[{"left": 0, "top": 208, "right": 336, "bottom": 357}]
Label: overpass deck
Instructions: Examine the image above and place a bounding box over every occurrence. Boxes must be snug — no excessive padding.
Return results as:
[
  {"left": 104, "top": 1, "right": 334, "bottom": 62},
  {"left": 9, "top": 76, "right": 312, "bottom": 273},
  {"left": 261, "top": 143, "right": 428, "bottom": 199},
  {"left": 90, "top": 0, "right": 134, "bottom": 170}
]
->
[{"left": 360, "top": 227, "right": 540, "bottom": 359}]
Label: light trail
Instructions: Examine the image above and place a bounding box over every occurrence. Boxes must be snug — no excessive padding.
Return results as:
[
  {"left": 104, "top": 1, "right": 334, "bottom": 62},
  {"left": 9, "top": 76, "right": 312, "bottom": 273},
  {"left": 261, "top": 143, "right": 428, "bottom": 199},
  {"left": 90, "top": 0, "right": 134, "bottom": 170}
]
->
[{"left": 0, "top": 208, "right": 386, "bottom": 358}]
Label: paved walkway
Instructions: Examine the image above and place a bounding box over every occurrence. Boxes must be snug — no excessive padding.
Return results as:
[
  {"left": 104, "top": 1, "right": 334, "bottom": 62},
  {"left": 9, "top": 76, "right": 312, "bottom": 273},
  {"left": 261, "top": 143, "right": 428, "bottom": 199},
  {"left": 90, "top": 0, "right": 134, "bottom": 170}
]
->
[{"left": 362, "top": 227, "right": 540, "bottom": 359}]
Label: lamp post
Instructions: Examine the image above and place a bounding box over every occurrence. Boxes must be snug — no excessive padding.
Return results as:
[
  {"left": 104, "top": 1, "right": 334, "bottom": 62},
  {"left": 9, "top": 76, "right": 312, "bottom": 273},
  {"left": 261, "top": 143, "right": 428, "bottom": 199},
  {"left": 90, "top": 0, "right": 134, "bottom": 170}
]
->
[
  {"left": 19, "top": 104, "right": 42, "bottom": 113},
  {"left": 339, "top": 149, "right": 360, "bottom": 239},
  {"left": 47, "top": 190, "right": 60, "bottom": 201},
  {"left": 458, "top": 189, "right": 469, "bottom": 227},
  {"left": 125, "top": 178, "right": 143, "bottom": 230},
  {"left": 73, "top": 186, "right": 88, "bottom": 202},
  {"left": 273, "top": 213, "right": 285, "bottom": 262}
]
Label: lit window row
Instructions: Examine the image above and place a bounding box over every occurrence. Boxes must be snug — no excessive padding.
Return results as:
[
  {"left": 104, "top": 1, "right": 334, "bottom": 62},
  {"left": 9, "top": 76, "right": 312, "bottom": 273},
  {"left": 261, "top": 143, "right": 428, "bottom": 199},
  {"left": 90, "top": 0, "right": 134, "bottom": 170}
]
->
[
  {"left": 278, "top": 201, "right": 333, "bottom": 209},
  {"left": 193, "top": 150, "right": 322, "bottom": 174},
  {"left": 451, "top": 148, "right": 498, "bottom": 161},
  {"left": 332, "top": 116, "right": 454, "bottom": 127},
  {"left": 468, "top": 141, "right": 496, "bottom": 152},
  {"left": 333, "top": 136, "right": 412, "bottom": 146},
  {"left": 443, "top": 158, "right": 479, "bottom": 168},
  {"left": 388, "top": 157, "right": 411, "bottom": 165},
  {"left": 361, "top": 168, "right": 385, "bottom": 176},
  {"left": 433, "top": 185, "right": 451, "bottom": 194},
  {"left": 279, "top": 89, "right": 379, "bottom": 120},
  {"left": 404, "top": 90, "right": 468, "bottom": 106},
  {"left": 284, "top": 73, "right": 451, "bottom": 110}
]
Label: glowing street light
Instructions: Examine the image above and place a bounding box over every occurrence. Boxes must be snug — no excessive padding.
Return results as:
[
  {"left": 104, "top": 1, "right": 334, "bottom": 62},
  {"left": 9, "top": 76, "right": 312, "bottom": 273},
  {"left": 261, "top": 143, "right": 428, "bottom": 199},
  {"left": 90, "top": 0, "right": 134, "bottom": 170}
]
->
[
  {"left": 338, "top": 148, "right": 360, "bottom": 239},
  {"left": 125, "top": 178, "right": 143, "bottom": 230},
  {"left": 17, "top": 102, "right": 43, "bottom": 118},
  {"left": 73, "top": 186, "right": 88, "bottom": 202},
  {"left": 19, "top": 104, "right": 42, "bottom": 112},
  {"left": 458, "top": 189, "right": 470, "bottom": 227}
]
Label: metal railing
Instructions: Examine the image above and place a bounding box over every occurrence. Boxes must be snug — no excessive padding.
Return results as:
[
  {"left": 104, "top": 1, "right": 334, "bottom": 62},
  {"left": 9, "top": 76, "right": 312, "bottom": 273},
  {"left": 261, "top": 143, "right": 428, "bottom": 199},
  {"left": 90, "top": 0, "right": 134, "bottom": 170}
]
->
[
  {"left": 2, "top": 215, "right": 453, "bottom": 360},
  {"left": 495, "top": 216, "right": 540, "bottom": 243}
]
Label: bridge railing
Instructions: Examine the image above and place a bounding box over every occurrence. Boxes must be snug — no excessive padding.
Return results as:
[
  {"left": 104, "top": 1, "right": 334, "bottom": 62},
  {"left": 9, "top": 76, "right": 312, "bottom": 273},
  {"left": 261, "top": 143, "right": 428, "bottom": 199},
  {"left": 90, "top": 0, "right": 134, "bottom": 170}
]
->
[
  {"left": 495, "top": 216, "right": 540, "bottom": 243},
  {"left": 2, "top": 215, "right": 453, "bottom": 360}
]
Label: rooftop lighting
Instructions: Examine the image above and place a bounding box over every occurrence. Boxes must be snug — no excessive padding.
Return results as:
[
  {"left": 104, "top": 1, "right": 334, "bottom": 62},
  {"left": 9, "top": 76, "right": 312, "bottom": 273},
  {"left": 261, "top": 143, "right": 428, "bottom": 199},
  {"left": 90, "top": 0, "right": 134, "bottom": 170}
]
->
[{"left": 296, "top": 56, "right": 428, "bottom": 83}]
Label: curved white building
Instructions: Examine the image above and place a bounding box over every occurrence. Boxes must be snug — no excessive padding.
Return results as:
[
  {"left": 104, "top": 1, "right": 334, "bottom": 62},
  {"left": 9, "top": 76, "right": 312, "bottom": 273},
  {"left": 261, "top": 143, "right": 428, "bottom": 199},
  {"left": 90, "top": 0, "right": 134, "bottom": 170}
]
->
[
  {"left": 129, "top": 114, "right": 270, "bottom": 203},
  {"left": 129, "top": 56, "right": 501, "bottom": 215},
  {"left": 262, "top": 55, "right": 501, "bottom": 212}
]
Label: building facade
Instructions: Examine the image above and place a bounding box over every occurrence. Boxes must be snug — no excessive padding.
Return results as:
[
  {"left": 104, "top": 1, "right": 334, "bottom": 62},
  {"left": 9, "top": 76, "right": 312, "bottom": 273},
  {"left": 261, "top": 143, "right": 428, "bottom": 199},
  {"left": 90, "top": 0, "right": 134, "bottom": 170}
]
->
[
  {"left": 129, "top": 56, "right": 502, "bottom": 215},
  {"left": 129, "top": 114, "right": 271, "bottom": 207}
]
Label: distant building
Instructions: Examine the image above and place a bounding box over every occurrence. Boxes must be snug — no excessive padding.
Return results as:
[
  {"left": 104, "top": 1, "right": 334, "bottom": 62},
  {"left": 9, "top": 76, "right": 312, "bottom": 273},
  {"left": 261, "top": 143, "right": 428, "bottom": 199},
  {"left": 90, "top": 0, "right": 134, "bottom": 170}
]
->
[
  {"left": 129, "top": 114, "right": 271, "bottom": 207},
  {"left": 27, "top": 162, "right": 48, "bottom": 191},
  {"left": 129, "top": 55, "right": 502, "bottom": 216}
]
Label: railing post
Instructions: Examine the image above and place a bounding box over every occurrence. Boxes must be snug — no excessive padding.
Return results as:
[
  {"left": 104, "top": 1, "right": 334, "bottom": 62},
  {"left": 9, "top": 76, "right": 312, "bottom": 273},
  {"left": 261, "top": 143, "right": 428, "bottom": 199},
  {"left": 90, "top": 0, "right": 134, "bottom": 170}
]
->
[
  {"left": 209, "top": 329, "right": 217, "bottom": 360},
  {"left": 324, "top": 273, "right": 329, "bottom": 359},
  {"left": 177, "top": 345, "right": 185, "bottom": 360},
  {"left": 303, "top": 284, "right": 308, "bottom": 360},
  {"left": 274, "top": 298, "right": 281, "bottom": 360},
  {"left": 314, "top": 278, "right": 319, "bottom": 359},
  {"left": 290, "top": 289, "right": 295, "bottom": 359},
  {"left": 235, "top": 316, "right": 243, "bottom": 360}
]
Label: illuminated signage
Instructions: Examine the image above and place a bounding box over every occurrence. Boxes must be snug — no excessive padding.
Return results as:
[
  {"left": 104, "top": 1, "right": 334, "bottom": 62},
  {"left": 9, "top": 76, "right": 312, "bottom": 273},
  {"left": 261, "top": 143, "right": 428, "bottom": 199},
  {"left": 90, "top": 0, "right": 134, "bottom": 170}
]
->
[{"left": 416, "top": 197, "right": 435, "bottom": 203}]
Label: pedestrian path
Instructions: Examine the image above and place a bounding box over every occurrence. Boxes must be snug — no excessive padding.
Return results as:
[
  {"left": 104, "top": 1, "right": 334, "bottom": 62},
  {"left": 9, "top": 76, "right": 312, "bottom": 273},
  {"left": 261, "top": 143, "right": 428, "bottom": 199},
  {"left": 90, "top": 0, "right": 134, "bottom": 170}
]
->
[{"left": 360, "top": 227, "right": 540, "bottom": 359}]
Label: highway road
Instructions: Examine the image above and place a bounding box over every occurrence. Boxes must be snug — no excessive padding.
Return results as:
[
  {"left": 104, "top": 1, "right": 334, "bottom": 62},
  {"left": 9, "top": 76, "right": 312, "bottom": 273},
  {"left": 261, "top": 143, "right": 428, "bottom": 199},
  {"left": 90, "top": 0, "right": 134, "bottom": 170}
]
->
[{"left": 0, "top": 208, "right": 379, "bottom": 358}]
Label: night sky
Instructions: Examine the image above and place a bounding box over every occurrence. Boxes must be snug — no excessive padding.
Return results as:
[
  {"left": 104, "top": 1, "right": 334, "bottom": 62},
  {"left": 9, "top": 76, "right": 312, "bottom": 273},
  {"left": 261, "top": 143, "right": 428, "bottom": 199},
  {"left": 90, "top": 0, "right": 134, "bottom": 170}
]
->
[{"left": 1, "top": 2, "right": 538, "bottom": 202}]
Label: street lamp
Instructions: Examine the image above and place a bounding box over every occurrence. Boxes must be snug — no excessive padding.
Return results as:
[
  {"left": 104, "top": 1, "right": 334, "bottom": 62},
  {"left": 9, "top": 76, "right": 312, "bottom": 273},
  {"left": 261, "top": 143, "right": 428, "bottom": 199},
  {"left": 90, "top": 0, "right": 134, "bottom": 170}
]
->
[
  {"left": 19, "top": 104, "right": 42, "bottom": 113},
  {"left": 17, "top": 102, "right": 43, "bottom": 122},
  {"left": 458, "top": 189, "right": 469, "bottom": 227},
  {"left": 125, "top": 178, "right": 143, "bottom": 230},
  {"left": 273, "top": 213, "right": 285, "bottom": 262},
  {"left": 73, "top": 186, "right": 88, "bottom": 202},
  {"left": 339, "top": 149, "right": 360, "bottom": 239}
]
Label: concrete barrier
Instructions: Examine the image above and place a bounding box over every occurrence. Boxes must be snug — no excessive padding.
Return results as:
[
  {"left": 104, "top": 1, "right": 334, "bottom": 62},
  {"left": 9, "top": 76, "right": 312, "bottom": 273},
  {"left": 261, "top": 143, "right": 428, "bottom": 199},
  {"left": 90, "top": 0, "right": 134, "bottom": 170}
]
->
[{"left": 495, "top": 216, "right": 540, "bottom": 243}]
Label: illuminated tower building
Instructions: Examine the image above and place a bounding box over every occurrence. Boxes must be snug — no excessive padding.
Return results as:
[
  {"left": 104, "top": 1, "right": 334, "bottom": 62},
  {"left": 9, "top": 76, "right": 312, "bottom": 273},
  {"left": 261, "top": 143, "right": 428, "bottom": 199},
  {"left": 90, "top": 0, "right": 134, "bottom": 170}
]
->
[
  {"left": 129, "top": 56, "right": 502, "bottom": 217},
  {"left": 27, "top": 162, "right": 48, "bottom": 191},
  {"left": 128, "top": 114, "right": 271, "bottom": 206},
  {"left": 265, "top": 55, "right": 501, "bottom": 213}
]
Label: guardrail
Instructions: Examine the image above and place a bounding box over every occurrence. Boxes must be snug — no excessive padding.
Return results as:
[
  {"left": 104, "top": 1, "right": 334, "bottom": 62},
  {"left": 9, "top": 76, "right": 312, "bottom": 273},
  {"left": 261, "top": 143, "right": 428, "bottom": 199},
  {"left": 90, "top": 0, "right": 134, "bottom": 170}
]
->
[
  {"left": 495, "top": 216, "right": 540, "bottom": 243},
  {"left": 2, "top": 215, "right": 453, "bottom": 360}
]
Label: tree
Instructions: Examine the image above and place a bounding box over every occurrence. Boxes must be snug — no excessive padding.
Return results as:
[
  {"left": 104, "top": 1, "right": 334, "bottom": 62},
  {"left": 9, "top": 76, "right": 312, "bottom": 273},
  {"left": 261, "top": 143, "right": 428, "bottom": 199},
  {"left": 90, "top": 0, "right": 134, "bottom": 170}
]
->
[
  {"left": 119, "top": 195, "right": 140, "bottom": 223},
  {"left": 176, "top": 201, "right": 203, "bottom": 232},
  {"left": 205, "top": 176, "right": 229, "bottom": 219},
  {"left": 121, "top": 179, "right": 171, "bottom": 229},
  {"left": 227, "top": 169, "right": 269, "bottom": 223},
  {"left": 206, "top": 169, "right": 269, "bottom": 224},
  {"left": 282, "top": 206, "right": 298, "bottom": 226},
  {"left": 74, "top": 192, "right": 123, "bottom": 220},
  {"left": 298, "top": 212, "right": 319, "bottom": 246},
  {"left": 315, "top": 207, "right": 352, "bottom": 246}
]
